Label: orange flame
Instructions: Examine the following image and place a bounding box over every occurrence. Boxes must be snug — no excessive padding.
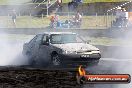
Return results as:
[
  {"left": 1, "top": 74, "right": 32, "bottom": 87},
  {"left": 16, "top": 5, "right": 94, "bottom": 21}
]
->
[{"left": 78, "top": 65, "right": 86, "bottom": 76}]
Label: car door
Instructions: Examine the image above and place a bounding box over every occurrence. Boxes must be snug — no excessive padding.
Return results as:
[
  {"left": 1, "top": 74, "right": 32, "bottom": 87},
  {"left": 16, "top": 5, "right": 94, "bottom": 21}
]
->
[
  {"left": 38, "top": 34, "right": 51, "bottom": 63},
  {"left": 32, "top": 34, "right": 43, "bottom": 58},
  {"left": 27, "top": 35, "right": 37, "bottom": 56}
]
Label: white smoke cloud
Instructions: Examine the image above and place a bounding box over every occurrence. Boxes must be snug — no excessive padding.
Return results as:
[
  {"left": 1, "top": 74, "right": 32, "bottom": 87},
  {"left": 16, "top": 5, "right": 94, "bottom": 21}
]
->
[{"left": 0, "top": 33, "right": 31, "bottom": 66}]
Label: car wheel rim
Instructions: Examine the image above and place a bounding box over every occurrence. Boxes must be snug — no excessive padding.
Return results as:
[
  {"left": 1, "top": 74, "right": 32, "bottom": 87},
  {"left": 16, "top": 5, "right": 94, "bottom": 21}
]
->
[{"left": 52, "top": 55, "right": 60, "bottom": 66}]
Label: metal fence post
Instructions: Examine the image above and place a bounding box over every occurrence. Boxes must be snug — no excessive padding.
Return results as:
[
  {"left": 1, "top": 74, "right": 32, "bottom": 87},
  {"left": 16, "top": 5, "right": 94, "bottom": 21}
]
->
[
  {"left": 29, "top": 13, "right": 32, "bottom": 28},
  {"left": 42, "top": 14, "right": 44, "bottom": 19},
  {"left": 106, "top": 13, "right": 108, "bottom": 28},
  {"left": 47, "top": 1, "right": 49, "bottom": 17},
  {"left": 68, "top": 12, "right": 70, "bottom": 29},
  {"left": 19, "top": 12, "right": 20, "bottom": 16},
  {"left": 111, "top": 12, "right": 113, "bottom": 28},
  {"left": 104, "top": 13, "right": 106, "bottom": 28},
  {"left": 95, "top": 13, "right": 97, "bottom": 29},
  {"left": 7, "top": 14, "right": 9, "bottom": 28}
]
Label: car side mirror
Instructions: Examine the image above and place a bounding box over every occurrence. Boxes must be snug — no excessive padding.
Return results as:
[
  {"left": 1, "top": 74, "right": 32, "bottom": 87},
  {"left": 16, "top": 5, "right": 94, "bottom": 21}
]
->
[
  {"left": 24, "top": 43, "right": 28, "bottom": 46},
  {"left": 85, "top": 40, "right": 91, "bottom": 44},
  {"left": 87, "top": 40, "right": 91, "bottom": 43},
  {"left": 44, "top": 36, "right": 50, "bottom": 45},
  {"left": 42, "top": 41, "right": 49, "bottom": 45}
]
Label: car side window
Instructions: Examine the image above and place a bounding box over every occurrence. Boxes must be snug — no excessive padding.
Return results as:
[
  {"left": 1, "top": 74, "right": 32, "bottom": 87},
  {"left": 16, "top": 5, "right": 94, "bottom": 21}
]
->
[
  {"left": 36, "top": 35, "right": 43, "bottom": 43},
  {"left": 29, "top": 35, "right": 37, "bottom": 44},
  {"left": 42, "top": 34, "right": 49, "bottom": 43}
]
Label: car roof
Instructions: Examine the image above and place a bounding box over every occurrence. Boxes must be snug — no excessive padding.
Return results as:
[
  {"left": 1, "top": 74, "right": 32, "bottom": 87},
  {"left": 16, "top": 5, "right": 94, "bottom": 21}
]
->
[{"left": 41, "top": 32, "right": 76, "bottom": 35}]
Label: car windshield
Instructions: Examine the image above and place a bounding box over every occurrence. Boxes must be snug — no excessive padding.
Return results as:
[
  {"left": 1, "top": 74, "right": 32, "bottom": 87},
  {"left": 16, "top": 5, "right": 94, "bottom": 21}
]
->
[{"left": 50, "top": 34, "right": 83, "bottom": 44}]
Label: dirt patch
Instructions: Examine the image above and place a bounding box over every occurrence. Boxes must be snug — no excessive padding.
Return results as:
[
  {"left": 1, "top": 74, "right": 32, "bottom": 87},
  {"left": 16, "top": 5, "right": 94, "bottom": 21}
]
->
[{"left": 0, "top": 67, "right": 81, "bottom": 88}]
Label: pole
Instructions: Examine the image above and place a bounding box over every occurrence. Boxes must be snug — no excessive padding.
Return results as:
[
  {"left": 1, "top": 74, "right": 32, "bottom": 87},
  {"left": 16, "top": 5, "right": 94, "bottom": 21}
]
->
[
  {"left": 95, "top": 13, "right": 97, "bottom": 29},
  {"left": 68, "top": 12, "right": 70, "bottom": 29},
  {"left": 42, "top": 14, "right": 44, "bottom": 19},
  {"left": 47, "top": 2, "right": 49, "bottom": 17},
  {"left": 106, "top": 13, "right": 108, "bottom": 28},
  {"left": 111, "top": 13, "right": 113, "bottom": 28}
]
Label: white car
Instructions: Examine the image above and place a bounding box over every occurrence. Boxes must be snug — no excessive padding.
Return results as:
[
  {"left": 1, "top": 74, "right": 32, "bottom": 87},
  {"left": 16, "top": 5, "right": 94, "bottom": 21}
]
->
[{"left": 22, "top": 32, "right": 101, "bottom": 67}]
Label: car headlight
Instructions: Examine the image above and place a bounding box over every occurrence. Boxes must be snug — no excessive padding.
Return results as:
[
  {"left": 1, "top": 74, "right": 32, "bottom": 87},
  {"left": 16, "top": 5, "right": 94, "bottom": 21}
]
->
[
  {"left": 62, "top": 50, "right": 67, "bottom": 54},
  {"left": 62, "top": 50, "right": 77, "bottom": 54}
]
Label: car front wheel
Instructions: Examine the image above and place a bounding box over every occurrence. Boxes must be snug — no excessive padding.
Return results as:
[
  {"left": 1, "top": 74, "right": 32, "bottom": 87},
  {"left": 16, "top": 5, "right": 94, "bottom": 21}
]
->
[{"left": 51, "top": 54, "right": 61, "bottom": 66}]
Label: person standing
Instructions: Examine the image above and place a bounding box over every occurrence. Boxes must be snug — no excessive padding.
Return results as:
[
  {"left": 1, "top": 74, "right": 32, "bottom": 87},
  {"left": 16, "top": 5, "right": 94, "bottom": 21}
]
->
[
  {"left": 57, "top": 0, "right": 62, "bottom": 7},
  {"left": 50, "top": 15, "right": 55, "bottom": 28},
  {"left": 48, "top": 0, "right": 50, "bottom": 4},
  {"left": 74, "top": 11, "right": 82, "bottom": 27},
  {"left": 56, "top": 0, "right": 62, "bottom": 12},
  {"left": 115, "top": 7, "right": 122, "bottom": 27},
  {"left": 121, "top": 8, "right": 128, "bottom": 27},
  {"left": 12, "top": 9, "right": 17, "bottom": 27}
]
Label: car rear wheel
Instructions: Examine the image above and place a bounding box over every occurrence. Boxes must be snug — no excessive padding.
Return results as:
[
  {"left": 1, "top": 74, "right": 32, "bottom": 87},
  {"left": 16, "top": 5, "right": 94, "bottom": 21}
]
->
[
  {"left": 24, "top": 52, "right": 34, "bottom": 65},
  {"left": 51, "top": 54, "right": 61, "bottom": 66},
  {"left": 24, "top": 52, "right": 41, "bottom": 67}
]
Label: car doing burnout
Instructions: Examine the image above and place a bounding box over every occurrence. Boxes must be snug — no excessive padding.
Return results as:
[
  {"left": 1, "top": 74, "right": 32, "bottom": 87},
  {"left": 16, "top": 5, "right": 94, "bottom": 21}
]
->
[{"left": 22, "top": 32, "right": 101, "bottom": 67}]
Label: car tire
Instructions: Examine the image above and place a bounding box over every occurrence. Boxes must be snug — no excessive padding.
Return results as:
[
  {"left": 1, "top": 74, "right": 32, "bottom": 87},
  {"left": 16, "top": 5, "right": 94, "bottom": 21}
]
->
[
  {"left": 29, "top": 55, "right": 49, "bottom": 68},
  {"left": 25, "top": 52, "right": 35, "bottom": 66},
  {"left": 51, "top": 54, "right": 61, "bottom": 66}
]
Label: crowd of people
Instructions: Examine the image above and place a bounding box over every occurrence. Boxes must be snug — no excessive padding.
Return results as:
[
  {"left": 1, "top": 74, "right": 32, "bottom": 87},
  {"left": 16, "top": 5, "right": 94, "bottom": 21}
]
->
[
  {"left": 49, "top": 0, "right": 83, "bottom": 28},
  {"left": 50, "top": 11, "right": 82, "bottom": 28},
  {"left": 9, "top": 0, "right": 131, "bottom": 29},
  {"left": 113, "top": 7, "right": 129, "bottom": 27}
]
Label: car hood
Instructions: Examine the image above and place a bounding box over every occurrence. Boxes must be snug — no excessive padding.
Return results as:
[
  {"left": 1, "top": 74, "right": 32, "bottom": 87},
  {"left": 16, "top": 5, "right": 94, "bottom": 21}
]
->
[{"left": 52, "top": 43, "right": 99, "bottom": 52}]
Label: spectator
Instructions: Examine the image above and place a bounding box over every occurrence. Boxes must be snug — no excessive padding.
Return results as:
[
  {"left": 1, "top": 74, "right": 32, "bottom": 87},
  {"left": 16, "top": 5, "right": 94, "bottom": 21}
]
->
[
  {"left": 115, "top": 7, "right": 122, "bottom": 20},
  {"left": 57, "top": 0, "right": 62, "bottom": 7},
  {"left": 55, "top": 14, "right": 62, "bottom": 27},
  {"left": 114, "top": 7, "right": 122, "bottom": 27},
  {"left": 11, "top": 9, "right": 17, "bottom": 27},
  {"left": 74, "top": 0, "right": 83, "bottom": 3},
  {"left": 121, "top": 8, "right": 128, "bottom": 27},
  {"left": 68, "top": 1, "right": 74, "bottom": 11},
  {"left": 55, "top": 14, "right": 59, "bottom": 22},
  {"left": 50, "top": 14, "right": 61, "bottom": 28},
  {"left": 68, "top": 0, "right": 78, "bottom": 11},
  {"left": 75, "top": 11, "right": 82, "bottom": 22},
  {"left": 72, "top": 11, "right": 82, "bottom": 27},
  {"left": 56, "top": 0, "right": 62, "bottom": 11},
  {"left": 48, "top": 0, "right": 50, "bottom": 4},
  {"left": 50, "top": 15, "right": 55, "bottom": 28}
]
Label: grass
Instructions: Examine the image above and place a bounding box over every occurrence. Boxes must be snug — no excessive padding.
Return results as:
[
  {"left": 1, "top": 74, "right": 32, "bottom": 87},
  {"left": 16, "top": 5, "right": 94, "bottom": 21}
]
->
[{"left": 0, "top": 15, "right": 115, "bottom": 29}]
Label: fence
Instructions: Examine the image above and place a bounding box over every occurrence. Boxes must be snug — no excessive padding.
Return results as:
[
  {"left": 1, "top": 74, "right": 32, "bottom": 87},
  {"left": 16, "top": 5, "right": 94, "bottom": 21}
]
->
[{"left": 0, "top": 12, "right": 116, "bottom": 29}]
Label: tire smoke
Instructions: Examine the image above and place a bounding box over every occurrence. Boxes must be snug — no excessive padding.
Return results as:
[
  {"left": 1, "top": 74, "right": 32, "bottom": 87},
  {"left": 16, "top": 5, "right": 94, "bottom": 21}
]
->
[{"left": 0, "top": 33, "right": 29, "bottom": 66}]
